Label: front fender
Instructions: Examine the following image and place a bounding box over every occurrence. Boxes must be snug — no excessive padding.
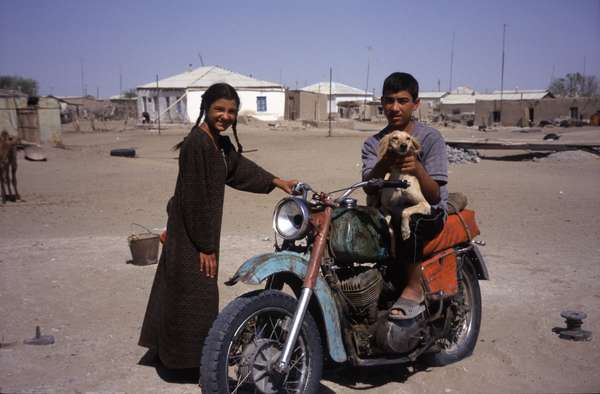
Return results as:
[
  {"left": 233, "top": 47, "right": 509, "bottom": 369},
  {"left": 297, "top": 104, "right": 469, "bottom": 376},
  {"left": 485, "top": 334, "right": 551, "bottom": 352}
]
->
[{"left": 226, "top": 251, "right": 347, "bottom": 363}]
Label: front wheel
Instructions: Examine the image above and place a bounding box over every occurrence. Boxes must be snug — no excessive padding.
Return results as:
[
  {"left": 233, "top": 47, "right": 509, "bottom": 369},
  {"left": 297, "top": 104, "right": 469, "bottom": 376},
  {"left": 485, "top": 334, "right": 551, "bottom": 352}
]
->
[
  {"left": 200, "top": 290, "right": 323, "bottom": 393},
  {"left": 423, "top": 257, "right": 482, "bottom": 366}
]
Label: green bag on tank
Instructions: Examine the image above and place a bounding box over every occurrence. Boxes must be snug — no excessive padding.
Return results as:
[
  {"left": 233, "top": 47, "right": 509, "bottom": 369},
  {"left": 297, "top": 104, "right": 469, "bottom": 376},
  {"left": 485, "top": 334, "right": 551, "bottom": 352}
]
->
[{"left": 329, "top": 207, "right": 391, "bottom": 263}]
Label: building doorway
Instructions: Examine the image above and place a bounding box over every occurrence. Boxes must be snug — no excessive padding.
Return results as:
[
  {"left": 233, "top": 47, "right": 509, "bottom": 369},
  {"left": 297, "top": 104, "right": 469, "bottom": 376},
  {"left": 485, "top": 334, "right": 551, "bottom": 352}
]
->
[
  {"left": 570, "top": 107, "right": 579, "bottom": 120},
  {"left": 492, "top": 110, "right": 501, "bottom": 123}
]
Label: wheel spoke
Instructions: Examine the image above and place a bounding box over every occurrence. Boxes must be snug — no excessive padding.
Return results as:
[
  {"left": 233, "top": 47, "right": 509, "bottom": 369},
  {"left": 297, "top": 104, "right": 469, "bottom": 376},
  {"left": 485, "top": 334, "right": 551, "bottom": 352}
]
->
[
  {"left": 268, "top": 316, "right": 278, "bottom": 340},
  {"left": 231, "top": 370, "right": 253, "bottom": 394}
]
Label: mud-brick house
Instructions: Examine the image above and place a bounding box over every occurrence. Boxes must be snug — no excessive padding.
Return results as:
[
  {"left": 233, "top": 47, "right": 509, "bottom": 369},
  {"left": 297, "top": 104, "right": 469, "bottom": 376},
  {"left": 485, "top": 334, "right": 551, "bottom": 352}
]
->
[
  {"left": 284, "top": 90, "right": 328, "bottom": 121},
  {"left": 474, "top": 90, "right": 555, "bottom": 127},
  {"left": 417, "top": 91, "right": 448, "bottom": 122},
  {"left": 0, "top": 89, "right": 61, "bottom": 143}
]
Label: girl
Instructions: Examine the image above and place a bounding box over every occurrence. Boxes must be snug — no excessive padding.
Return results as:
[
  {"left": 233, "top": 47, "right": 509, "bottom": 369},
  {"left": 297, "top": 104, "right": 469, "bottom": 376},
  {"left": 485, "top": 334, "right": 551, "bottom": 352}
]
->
[{"left": 139, "top": 83, "right": 296, "bottom": 370}]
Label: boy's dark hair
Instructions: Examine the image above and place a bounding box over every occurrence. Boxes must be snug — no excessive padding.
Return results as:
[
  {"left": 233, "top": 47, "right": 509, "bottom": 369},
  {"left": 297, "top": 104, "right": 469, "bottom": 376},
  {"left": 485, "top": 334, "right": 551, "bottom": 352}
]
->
[
  {"left": 174, "top": 82, "right": 243, "bottom": 152},
  {"left": 382, "top": 72, "right": 419, "bottom": 102}
]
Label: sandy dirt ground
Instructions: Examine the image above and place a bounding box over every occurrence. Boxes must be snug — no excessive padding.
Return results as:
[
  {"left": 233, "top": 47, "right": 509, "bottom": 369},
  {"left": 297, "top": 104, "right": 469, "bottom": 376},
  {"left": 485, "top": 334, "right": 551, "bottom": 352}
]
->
[{"left": 1, "top": 120, "right": 600, "bottom": 393}]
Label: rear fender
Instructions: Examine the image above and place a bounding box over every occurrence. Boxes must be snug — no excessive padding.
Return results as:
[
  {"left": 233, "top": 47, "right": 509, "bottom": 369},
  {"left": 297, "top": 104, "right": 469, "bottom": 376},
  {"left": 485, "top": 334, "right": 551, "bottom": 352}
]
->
[
  {"left": 461, "top": 243, "right": 490, "bottom": 280},
  {"left": 226, "top": 251, "right": 347, "bottom": 363}
]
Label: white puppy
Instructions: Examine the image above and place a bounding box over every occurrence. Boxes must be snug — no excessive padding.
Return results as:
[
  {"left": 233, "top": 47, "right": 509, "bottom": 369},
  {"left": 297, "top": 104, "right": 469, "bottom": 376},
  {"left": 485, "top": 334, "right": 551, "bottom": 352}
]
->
[{"left": 378, "top": 130, "right": 431, "bottom": 241}]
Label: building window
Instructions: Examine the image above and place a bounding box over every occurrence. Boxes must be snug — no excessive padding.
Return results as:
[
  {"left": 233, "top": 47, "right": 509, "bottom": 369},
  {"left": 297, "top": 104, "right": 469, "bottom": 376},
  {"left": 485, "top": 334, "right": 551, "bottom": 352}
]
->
[
  {"left": 257, "top": 96, "right": 267, "bottom": 112},
  {"left": 452, "top": 108, "right": 461, "bottom": 115}
]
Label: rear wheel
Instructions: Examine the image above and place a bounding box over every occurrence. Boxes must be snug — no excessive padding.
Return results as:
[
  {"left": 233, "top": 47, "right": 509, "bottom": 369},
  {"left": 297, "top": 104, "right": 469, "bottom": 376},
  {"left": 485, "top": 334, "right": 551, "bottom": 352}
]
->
[
  {"left": 200, "top": 290, "right": 323, "bottom": 393},
  {"left": 424, "top": 257, "right": 482, "bottom": 366}
]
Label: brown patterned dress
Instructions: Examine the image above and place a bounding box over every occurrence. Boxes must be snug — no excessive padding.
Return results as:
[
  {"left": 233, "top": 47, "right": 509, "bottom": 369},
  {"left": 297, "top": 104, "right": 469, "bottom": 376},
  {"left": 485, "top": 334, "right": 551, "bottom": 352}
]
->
[{"left": 138, "top": 126, "right": 276, "bottom": 368}]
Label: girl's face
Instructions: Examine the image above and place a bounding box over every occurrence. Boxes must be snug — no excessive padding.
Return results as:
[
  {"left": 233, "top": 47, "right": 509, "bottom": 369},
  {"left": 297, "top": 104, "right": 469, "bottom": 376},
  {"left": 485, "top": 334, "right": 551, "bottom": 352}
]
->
[{"left": 205, "top": 98, "right": 238, "bottom": 133}]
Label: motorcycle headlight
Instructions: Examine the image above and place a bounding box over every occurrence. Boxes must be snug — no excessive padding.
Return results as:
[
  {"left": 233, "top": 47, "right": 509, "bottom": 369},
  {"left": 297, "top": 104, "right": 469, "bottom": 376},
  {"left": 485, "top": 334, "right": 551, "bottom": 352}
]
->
[{"left": 273, "top": 197, "right": 311, "bottom": 240}]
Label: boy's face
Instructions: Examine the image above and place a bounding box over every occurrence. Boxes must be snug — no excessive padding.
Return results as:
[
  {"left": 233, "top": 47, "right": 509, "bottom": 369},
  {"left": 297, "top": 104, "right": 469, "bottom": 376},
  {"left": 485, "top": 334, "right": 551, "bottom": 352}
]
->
[{"left": 381, "top": 90, "right": 420, "bottom": 129}]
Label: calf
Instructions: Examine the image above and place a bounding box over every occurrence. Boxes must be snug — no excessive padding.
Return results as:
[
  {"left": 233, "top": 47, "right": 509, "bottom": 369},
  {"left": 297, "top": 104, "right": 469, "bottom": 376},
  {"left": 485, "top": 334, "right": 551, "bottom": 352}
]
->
[{"left": 0, "top": 130, "right": 20, "bottom": 203}]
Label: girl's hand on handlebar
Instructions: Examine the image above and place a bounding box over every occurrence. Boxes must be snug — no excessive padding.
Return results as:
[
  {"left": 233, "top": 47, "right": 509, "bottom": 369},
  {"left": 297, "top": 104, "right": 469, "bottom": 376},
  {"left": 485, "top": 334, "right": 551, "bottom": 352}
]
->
[
  {"left": 273, "top": 178, "right": 298, "bottom": 195},
  {"left": 198, "top": 252, "right": 217, "bottom": 278}
]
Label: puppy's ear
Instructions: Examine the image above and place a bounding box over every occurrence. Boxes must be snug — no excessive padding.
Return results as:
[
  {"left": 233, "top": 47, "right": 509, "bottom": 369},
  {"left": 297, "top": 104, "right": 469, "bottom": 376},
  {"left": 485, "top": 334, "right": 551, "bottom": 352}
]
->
[
  {"left": 410, "top": 136, "right": 421, "bottom": 153},
  {"left": 378, "top": 134, "right": 390, "bottom": 159}
]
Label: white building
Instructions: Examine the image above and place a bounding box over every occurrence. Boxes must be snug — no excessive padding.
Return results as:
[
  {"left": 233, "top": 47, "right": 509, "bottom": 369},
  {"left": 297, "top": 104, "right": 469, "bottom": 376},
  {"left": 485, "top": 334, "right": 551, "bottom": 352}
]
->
[
  {"left": 136, "top": 66, "right": 285, "bottom": 123},
  {"left": 301, "top": 82, "right": 374, "bottom": 116}
]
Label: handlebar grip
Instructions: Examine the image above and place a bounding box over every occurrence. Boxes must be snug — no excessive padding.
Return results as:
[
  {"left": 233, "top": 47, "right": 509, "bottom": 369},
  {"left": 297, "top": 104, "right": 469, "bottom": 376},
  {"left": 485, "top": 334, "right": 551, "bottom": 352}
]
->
[
  {"left": 385, "top": 180, "right": 410, "bottom": 189},
  {"left": 366, "top": 179, "right": 410, "bottom": 189}
]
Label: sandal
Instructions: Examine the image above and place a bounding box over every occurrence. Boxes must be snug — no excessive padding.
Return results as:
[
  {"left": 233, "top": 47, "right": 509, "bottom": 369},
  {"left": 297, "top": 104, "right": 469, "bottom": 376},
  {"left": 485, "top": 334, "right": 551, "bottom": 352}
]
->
[{"left": 388, "top": 296, "right": 425, "bottom": 320}]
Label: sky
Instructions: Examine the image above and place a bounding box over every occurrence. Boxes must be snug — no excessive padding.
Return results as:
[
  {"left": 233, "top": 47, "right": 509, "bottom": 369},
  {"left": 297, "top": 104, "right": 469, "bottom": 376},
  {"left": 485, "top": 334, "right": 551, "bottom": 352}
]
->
[{"left": 1, "top": 0, "right": 599, "bottom": 98}]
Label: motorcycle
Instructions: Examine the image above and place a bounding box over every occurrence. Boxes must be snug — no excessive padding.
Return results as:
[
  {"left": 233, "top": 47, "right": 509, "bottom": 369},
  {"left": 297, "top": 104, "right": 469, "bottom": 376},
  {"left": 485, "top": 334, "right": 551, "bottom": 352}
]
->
[{"left": 200, "top": 179, "right": 489, "bottom": 393}]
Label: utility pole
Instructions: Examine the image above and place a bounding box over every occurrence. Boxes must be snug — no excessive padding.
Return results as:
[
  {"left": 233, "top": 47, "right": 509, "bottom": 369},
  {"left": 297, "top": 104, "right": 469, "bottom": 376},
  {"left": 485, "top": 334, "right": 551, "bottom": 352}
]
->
[
  {"left": 156, "top": 74, "right": 161, "bottom": 135},
  {"left": 80, "top": 58, "right": 85, "bottom": 96},
  {"left": 500, "top": 23, "right": 507, "bottom": 123},
  {"left": 119, "top": 65, "right": 123, "bottom": 95},
  {"left": 364, "top": 46, "right": 372, "bottom": 120},
  {"left": 328, "top": 67, "right": 332, "bottom": 137},
  {"left": 437, "top": 79, "right": 441, "bottom": 92},
  {"left": 449, "top": 32, "right": 455, "bottom": 92}
]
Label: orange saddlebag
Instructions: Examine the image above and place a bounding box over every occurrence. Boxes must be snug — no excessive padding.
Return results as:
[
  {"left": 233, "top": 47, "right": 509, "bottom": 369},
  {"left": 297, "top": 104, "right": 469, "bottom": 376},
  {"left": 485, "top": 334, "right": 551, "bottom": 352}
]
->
[
  {"left": 420, "top": 249, "right": 458, "bottom": 300},
  {"left": 423, "top": 209, "right": 479, "bottom": 257}
]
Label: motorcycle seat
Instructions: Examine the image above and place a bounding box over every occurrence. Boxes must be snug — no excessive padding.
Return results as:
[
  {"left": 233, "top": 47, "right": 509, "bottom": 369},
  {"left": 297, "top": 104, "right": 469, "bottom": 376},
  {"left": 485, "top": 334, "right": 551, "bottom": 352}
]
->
[{"left": 423, "top": 209, "right": 480, "bottom": 257}]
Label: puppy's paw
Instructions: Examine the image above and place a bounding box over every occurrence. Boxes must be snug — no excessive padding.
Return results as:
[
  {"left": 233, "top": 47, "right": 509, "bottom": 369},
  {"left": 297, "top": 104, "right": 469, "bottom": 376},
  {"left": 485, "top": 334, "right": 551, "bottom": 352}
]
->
[{"left": 401, "top": 225, "right": 411, "bottom": 241}]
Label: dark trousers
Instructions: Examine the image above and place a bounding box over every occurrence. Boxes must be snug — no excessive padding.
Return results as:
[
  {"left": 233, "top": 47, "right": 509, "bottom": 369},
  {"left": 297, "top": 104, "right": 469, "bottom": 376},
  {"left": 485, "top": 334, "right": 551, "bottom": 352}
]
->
[
  {"left": 392, "top": 207, "right": 446, "bottom": 265},
  {"left": 385, "top": 207, "right": 446, "bottom": 290}
]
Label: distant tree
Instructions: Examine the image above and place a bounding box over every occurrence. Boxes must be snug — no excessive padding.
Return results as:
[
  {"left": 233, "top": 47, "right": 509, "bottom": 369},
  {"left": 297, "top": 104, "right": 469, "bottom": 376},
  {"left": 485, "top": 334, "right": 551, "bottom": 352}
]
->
[
  {"left": 123, "top": 88, "right": 137, "bottom": 99},
  {"left": 549, "top": 73, "right": 599, "bottom": 97},
  {"left": 0, "top": 75, "right": 39, "bottom": 96}
]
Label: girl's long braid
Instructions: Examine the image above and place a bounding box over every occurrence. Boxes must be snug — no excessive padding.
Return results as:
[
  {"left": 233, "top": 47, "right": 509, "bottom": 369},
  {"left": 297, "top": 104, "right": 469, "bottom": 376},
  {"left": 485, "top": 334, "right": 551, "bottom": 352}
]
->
[
  {"left": 232, "top": 119, "right": 243, "bottom": 153},
  {"left": 194, "top": 101, "right": 205, "bottom": 127},
  {"left": 173, "top": 101, "right": 205, "bottom": 151}
]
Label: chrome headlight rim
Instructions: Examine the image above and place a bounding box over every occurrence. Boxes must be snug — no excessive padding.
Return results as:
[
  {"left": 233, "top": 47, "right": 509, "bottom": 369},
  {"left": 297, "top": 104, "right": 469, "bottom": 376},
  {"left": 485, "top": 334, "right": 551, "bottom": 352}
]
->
[{"left": 272, "top": 197, "right": 311, "bottom": 240}]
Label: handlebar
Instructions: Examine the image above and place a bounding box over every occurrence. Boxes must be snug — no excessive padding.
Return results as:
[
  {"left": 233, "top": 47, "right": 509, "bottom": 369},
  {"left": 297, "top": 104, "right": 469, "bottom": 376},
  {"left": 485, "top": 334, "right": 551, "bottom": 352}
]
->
[
  {"left": 292, "top": 179, "right": 409, "bottom": 205},
  {"left": 333, "top": 179, "right": 410, "bottom": 203}
]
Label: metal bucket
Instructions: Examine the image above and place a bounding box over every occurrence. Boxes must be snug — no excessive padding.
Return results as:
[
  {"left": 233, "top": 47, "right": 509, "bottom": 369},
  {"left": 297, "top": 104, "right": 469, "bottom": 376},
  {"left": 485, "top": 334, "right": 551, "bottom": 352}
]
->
[{"left": 128, "top": 224, "right": 159, "bottom": 265}]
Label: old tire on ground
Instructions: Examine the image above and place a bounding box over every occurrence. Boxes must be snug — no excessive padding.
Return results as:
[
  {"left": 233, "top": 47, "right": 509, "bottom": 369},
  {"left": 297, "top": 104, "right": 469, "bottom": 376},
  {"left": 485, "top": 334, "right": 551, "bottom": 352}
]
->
[
  {"left": 200, "top": 289, "right": 323, "bottom": 393},
  {"left": 110, "top": 148, "right": 136, "bottom": 158},
  {"left": 423, "top": 257, "right": 482, "bottom": 366}
]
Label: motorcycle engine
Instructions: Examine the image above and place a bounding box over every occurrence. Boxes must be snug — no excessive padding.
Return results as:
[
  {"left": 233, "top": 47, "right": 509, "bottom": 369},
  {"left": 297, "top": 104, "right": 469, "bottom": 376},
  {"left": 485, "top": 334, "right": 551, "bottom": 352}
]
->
[
  {"left": 374, "top": 314, "right": 427, "bottom": 354},
  {"left": 339, "top": 268, "right": 383, "bottom": 324}
]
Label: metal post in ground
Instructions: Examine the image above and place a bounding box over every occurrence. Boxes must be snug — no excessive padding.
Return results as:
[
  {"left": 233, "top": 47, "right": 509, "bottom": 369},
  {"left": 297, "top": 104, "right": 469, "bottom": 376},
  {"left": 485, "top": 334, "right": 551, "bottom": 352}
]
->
[{"left": 328, "top": 67, "right": 332, "bottom": 137}]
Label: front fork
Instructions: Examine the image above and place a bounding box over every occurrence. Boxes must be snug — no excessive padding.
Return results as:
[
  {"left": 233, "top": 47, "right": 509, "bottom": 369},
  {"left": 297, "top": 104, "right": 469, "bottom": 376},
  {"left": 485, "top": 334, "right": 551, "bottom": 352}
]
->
[{"left": 275, "top": 205, "right": 332, "bottom": 373}]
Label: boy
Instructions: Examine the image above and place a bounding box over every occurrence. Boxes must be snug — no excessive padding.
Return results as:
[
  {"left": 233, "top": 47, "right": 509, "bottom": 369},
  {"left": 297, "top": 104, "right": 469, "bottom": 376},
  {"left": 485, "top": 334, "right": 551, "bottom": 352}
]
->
[{"left": 361, "top": 72, "right": 448, "bottom": 320}]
